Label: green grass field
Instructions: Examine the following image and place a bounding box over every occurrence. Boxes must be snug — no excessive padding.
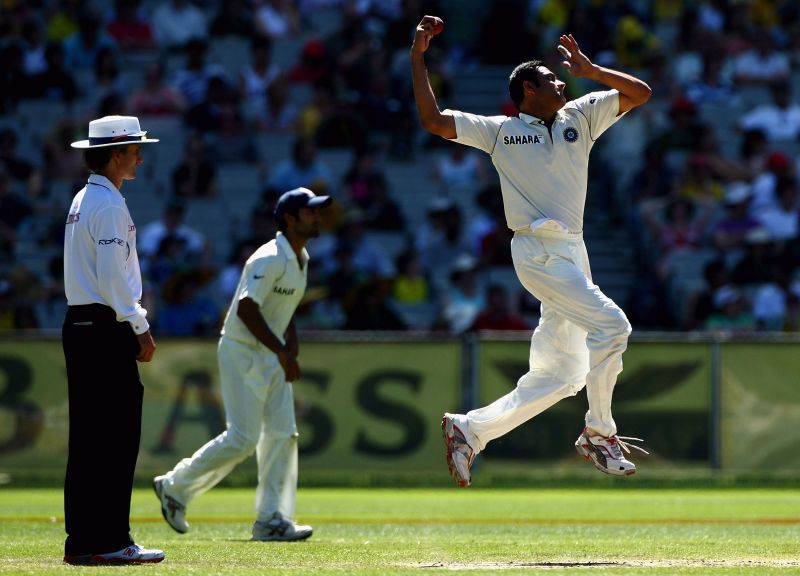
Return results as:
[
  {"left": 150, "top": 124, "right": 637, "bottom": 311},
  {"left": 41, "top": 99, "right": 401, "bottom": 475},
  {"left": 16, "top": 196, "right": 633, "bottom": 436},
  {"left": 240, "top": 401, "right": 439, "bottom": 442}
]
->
[{"left": 2, "top": 487, "right": 800, "bottom": 575}]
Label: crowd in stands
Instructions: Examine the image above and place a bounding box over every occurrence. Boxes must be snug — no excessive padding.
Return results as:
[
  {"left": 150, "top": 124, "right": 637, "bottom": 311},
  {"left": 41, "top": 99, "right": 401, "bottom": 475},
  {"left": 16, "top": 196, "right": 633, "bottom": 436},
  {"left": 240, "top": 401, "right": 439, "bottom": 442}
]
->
[{"left": 2, "top": 0, "right": 800, "bottom": 336}]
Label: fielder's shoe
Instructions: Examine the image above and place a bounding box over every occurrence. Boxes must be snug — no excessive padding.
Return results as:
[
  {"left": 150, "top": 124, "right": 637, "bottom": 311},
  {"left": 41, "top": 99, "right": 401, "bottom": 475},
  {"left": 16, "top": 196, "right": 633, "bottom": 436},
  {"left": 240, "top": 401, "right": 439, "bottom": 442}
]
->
[
  {"left": 442, "top": 413, "right": 475, "bottom": 487},
  {"left": 64, "top": 544, "right": 165, "bottom": 565},
  {"left": 575, "top": 427, "right": 648, "bottom": 476},
  {"left": 252, "top": 512, "right": 313, "bottom": 542},
  {"left": 153, "top": 475, "right": 189, "bottom": 533}
]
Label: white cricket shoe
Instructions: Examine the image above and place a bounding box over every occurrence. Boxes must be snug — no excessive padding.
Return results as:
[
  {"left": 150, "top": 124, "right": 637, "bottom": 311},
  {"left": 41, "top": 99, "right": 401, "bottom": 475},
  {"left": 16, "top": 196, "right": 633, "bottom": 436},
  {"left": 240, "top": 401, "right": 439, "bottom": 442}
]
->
[
  {"left": 575, "top": 427, "right": 648, "bottom": 476},
  {"left": 442, "top": 413, "right": 475, "bottom": 487},
  {"left": 252, "top": 512, "right": 313, "bottom": 542},
  {"left": 153, "top": 475, "right": 189, "bottom": 533},
  {"left": 63, "top": 544, "right": 165, "bottom": 564}
]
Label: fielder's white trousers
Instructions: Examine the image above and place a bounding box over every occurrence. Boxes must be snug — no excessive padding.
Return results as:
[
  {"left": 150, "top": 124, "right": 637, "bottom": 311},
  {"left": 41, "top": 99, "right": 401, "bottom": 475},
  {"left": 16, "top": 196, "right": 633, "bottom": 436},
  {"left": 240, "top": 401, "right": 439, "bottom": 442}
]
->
[
  {"left": 159, "top": 337, "right": 298, "bottom": 522},
  {"left": 462, "top": 224, "right": 631, "bottom": 453}
]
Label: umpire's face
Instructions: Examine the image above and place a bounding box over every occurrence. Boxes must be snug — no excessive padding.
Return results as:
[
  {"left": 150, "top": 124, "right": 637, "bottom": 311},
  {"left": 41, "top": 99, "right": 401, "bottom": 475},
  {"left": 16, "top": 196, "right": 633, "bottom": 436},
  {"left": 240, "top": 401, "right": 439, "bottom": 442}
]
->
[
  {"left": 114, "top": 144, "right": 144, "bottom": 183},
  {"left": 291, "top": 206, "right": 323, "bottom": 239}
]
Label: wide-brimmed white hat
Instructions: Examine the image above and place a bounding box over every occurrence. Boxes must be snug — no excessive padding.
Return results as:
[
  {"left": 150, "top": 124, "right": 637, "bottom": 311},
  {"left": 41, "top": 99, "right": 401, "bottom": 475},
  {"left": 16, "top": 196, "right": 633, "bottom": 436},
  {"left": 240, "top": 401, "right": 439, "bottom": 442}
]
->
[{"left": 71, "top": 115, "right": 160, "bottom": 149}]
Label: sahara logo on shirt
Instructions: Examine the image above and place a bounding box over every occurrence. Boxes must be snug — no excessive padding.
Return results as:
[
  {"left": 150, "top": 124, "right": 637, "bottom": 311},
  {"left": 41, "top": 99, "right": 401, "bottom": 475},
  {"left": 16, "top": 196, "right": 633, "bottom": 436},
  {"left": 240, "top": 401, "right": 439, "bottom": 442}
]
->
[
  {"left": 273, "top": 285, "right": 296, "bottom": 296},
  {"left": 502, "top": 134, "right": 542, "bottom": 146}
]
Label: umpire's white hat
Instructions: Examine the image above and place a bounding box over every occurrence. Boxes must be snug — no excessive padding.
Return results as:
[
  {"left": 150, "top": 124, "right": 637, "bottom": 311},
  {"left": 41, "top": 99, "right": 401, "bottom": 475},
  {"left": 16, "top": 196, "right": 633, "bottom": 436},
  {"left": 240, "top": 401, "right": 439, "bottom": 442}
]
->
[{"left": 71, "top": 115, "right": 160, "bottom": 149}]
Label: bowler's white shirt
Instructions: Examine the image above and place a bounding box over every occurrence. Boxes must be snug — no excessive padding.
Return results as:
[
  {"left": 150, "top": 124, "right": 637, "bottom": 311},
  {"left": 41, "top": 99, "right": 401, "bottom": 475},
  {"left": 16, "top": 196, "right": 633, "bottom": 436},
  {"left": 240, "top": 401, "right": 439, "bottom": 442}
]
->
[
  {"left": 446, "top": 90, "right": 623, "bottom": 232},
  {"left": 222, "top": 232, "right": 308, "bottom": 347},
  {"left": 64, "top": 174, "right": 149, "bottom": 334}
]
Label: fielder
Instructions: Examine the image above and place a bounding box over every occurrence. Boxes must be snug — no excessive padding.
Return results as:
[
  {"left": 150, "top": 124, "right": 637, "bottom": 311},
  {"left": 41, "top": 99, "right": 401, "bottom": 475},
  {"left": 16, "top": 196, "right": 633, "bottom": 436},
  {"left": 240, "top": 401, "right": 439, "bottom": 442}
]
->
[
  {"left": 411, "top": 17, "right": 652, "bottom": 486},
  {"left": 154, "top": 188, "right": 331, "bottom": 540}
]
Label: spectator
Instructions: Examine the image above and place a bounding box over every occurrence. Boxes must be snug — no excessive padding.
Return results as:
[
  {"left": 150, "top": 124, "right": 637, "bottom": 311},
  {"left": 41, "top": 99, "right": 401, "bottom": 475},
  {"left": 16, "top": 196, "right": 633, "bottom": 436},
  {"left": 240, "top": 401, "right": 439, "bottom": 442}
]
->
[
  {"left": 253, "top": 0, "right": 300, "bottom": 39},
  {"left": 184, "top": 76, "right": 234, "bottom": 133},
  {"left": 470, "top": 284, "right": 530, "bottom": 331},
  {"left": 732, "top": 28, "right": 790, "bottom": 86},
  {"left": 752, "top": 263, "right": 800, "bottom": 331},
  {"left": 433, "top": 142, "right": 488, "bottom": 193},
  {"left": 343, "top": 278, "right": 406, "bottom": 330},
  {"left": 253, "top": 76, "right": 299, "bottom": 133},
  {"left": 267, "top": 137, "right": 333, "bottom": 194},
  {"left": 0, "top": 128, "right": 42, "bottom": 196},
  {"left": 91, "top": 46, "right": 126, "bottom": 110},
  {"left": 207, "top": 102, "right": 261, "bottom": 166},
  {"left": 171, "top": 134, "right": 217, "bottom": 199},
  {"left": 218, "top": 239, "right": 259, "bottom": 302},
  {"left": 0, "top": 276, "right": 38, "bottom": 330},
  {"left": 127, "top": 61, "right": 187, "bottom": 117},
  {"left": 42, "top": 119, "right": 86, "bottom": 185},
  {"left": 157, "top": 269, "right": 219, "bottom": 336},
  {"left": 32, "top": 42, "right": 78, "bottom": 103},
  {"left": 629, "top": 143, "right": 676, "bottom": 202},
  {"left": 342, "top": 151, "right": 381, "bottom": 208},
  {"left": 739, "top": 81, "right": 800, "bottom": 142},
  {"left": 240, "top": 36, "right": 282, "bottom": 120},
  {"left": 106, "top": 0, "right": 155, "bottom": 52},
  {"left": 713, "top": 182, "right": 762, "bottom": 257},
  {"left": 730, "top": 227, "right": 779, "bottom": 287},
  {"left": 416, "top": 198, "right": 472, "bottom": 290},
  {"left": 0, "top": 167, "right": 33, "bottom": 259},
  {"left": 0, "top": 43, "right": 31, "bottom": 112},
  {"left": 391, "top": 249, "right": 430, "bottom": 306},
  {"left": 676, "top": 153, "right": 724, "bottom": 202},
  {"left": 153, "top": 0, "right": 207, "bottom": 52},
  {"left": 21, "top": 18, "right": 47, "bottom": 76},
  {"left": 439, "top": 253, "right": 484, "bottom": 334},
  {"left": 685, "top": 259, "right": 727, "bottom": 330},
  {"left": 172, "top": 38, "right": 229, "bottom": 108},
  {"left": 755, "top": 176, "right": 799, "bottom": 244},
  {"left": 329, "top": 211, "right": 394, "bottom": 279},
  {"left": 62, "top": 11, "right": 117, "bottom": 71},
  {"left": 642, "top": 197, "right": 714, "bottom": 277},
  {"left": 750, "top": 152, "right": 796, "bottom": 215},
  {"left": 210, "top": 0, "right": 255, "bottom": 38},
  {"left": 703, "top": 285, "right": 755, "bottom": 332},
  {"left": 138, "top": 199, "right": 206, "bottom": 261},
  {"left": 361, "top": 173, "right": 405, "bottom": 231}
]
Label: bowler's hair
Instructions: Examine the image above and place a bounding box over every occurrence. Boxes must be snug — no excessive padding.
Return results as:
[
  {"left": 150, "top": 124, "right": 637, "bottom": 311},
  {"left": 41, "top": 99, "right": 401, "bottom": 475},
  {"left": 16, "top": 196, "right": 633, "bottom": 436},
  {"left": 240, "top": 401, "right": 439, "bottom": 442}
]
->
[{"left": 508, "top": 60, "right": 544, "bottom": 110}]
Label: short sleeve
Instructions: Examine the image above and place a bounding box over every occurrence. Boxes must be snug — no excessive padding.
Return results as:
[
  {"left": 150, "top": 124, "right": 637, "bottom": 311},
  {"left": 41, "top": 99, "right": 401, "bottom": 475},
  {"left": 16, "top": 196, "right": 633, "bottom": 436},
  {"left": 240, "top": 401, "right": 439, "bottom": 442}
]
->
[
  {"left": 240, "top": 253, "right": 281, "bottom": 306},
  {"left": 571, "top": 90, "right": 623, "bottom": 140},
  {"left": 445, "top": 109, "right": 507, "bottom": 155}
]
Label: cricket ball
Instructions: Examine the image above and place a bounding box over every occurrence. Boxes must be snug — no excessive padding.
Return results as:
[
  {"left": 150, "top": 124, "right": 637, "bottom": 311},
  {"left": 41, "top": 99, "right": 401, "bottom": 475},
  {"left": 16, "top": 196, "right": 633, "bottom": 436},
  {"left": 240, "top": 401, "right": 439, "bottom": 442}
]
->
[{"left": 431, "top": 17, "right": 444, "bottom": 35}]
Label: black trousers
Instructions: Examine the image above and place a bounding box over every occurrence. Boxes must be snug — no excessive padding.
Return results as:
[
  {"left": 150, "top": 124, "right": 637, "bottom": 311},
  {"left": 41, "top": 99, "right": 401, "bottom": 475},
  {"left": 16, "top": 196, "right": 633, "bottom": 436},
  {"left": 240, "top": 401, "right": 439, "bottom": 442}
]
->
[{"left": 62, "top": 304, "right": 143, "bottom": 556}]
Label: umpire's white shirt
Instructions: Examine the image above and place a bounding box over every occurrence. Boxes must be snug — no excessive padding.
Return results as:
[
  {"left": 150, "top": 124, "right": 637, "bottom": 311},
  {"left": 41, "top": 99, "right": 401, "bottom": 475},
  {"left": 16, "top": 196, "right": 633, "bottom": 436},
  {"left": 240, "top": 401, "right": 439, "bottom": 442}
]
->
[
  {"left": 64, "top": 174, "right": 149, "bottom": 334},
  {"left": 222, "top": 232, "right": 308, "bottom": 346},
  {"left": 446, "top": 90, "right": 624, "bottom": 233}
]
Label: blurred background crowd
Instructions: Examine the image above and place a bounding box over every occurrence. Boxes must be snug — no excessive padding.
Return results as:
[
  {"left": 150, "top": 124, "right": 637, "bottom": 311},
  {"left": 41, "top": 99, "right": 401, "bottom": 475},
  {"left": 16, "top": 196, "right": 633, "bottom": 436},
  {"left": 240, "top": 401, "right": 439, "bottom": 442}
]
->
[{"left": 2, "top": 0, "right": 800, "bottom": 336}]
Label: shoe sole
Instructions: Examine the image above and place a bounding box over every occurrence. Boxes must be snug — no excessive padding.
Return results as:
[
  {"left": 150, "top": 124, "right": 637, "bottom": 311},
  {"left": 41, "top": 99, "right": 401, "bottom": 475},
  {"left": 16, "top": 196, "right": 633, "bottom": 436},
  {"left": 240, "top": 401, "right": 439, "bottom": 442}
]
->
[
  {"left": 252, "top": 531, "right": 313, "bottom": 542},
  {"left": 90, "top": 555, "right": 165, "bottom": 564},
  {"left": 153, "top": 478, "right": 189, "bottom": 534},
  {"left": 441, "top": 415, "right": 470, "bottom": 487},
  {"left": 575, "top": 439, "right": 636, "bottom": 477}
]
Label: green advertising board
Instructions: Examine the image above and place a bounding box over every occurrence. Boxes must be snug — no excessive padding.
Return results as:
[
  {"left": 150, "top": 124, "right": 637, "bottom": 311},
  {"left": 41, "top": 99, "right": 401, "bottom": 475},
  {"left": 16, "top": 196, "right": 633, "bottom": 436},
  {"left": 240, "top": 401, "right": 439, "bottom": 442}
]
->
[
  {"left": 720, "top": 343, "right": 800, "bottom": 471},
  {"left": 0, "top": 339, "right": 462, "bottom": 479},
  {"left": 477, "top": 341, "right": 712, "bottom": 465}
]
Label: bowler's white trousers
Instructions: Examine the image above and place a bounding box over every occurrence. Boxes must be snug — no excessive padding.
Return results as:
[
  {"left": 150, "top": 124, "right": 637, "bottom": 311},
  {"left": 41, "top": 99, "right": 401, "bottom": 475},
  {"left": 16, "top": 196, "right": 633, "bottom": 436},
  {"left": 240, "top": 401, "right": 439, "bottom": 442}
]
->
[
  {"left": 462, "top": 224, "right": 631, "bottom": 453},
  {"left": 159, "top": 337, "right": 298, "bottom": 522}
]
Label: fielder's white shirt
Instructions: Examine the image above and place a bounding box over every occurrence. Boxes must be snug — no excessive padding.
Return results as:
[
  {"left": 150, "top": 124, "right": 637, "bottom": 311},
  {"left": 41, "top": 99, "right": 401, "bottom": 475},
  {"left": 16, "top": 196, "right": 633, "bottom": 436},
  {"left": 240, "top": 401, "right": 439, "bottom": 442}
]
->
[
  {"left": 221, "top": 232, "right": 308, "bottom": 347},
  {"left": 446, "top": 90, "right": 623, "bottom": 232},
  {"left": 64, "top": 174, "right": 149, "bottom": 334}
]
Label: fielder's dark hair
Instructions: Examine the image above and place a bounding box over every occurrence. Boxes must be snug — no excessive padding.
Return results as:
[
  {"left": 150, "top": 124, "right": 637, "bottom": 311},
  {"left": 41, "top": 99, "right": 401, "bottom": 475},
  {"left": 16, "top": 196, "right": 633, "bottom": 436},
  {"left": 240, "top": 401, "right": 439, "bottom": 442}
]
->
[{"left": 508, "top": 59, "right": 544, "bottom": 110}]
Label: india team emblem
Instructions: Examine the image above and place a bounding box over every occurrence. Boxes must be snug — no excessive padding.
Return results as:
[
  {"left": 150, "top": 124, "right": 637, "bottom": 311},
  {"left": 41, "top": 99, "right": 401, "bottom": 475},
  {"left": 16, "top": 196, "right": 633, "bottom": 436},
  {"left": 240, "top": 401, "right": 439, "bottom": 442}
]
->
[{"left": 563, "top": 127, "right": 579, "bottom": 143}]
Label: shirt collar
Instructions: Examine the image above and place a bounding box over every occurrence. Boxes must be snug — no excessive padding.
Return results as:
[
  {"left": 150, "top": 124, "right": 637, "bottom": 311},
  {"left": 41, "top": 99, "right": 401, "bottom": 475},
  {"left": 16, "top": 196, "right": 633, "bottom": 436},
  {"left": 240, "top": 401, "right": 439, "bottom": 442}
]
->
[
  {"left": 87, "top": 173, "right": 122, "bottom": 196},
  {"left": 276, "top": 231, "right": 309, "bottom": 267},
  {"left": 518, "top": 110, "right": 564, "bottom": 125}
]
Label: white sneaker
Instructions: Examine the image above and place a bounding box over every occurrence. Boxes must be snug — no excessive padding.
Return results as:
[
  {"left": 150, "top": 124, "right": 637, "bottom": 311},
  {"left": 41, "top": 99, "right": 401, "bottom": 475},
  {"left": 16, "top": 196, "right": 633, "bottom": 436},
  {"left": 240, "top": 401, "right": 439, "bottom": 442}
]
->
[
  {"left": 252, "top": 512, "right": 313, "bottom": 542},
  {"left": 442, "top": 413, "right": 475, "bottom": 487},
  {"left": 65, "top": 544, "right": 165, "bottom": 564},
  {"left": 153, "top": 475, "right": 189, "bottom": 533},
  {"left": 575, "top": 427, "right": 648, "bottom": 476}
]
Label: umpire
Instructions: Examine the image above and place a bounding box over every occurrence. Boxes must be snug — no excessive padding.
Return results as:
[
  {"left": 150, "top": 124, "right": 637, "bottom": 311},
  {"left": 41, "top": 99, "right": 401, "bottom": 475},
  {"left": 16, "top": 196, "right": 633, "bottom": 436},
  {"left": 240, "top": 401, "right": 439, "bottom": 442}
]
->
[{"left": 62, "top": 116, "right": 164, "bottom": 564}]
